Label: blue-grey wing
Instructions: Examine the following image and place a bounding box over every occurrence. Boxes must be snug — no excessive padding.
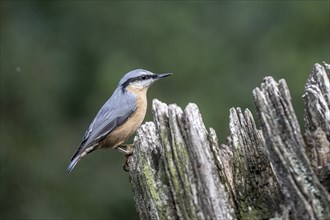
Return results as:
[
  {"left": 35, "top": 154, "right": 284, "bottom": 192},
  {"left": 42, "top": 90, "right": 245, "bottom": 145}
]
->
[{"left": 70, "top": 89, "right": 137, "bottom": 160}]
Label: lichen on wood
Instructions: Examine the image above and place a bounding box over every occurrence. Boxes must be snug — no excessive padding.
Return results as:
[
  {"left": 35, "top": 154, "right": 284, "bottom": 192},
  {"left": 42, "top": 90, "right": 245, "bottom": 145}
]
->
[
  {"left": 253, "top": 75, "right": 330, "bottom": 219},
  {"left": 303, "top": 62, "right": 330, "bottom": 192},
  {"left": 128, "top": 62, "right": 330, "bottom": 220},
  {"left": 128, "top": 101, "right": 235, "bottom": 220}
]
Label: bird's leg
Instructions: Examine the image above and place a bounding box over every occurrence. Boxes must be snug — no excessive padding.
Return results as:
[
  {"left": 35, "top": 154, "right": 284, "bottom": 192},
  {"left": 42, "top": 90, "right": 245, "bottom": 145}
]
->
[
  {"left": 115, "top": 144, "right": 134, "bottom": 156},
  {"left": 115, "top": 144, "right": 134, "bottom": 172}
]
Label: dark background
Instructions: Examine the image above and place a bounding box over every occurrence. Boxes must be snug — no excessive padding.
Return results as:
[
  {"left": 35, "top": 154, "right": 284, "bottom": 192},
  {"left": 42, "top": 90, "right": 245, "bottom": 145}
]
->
[{"left": 1, "top": 1, "right": 329, "bottom": 220}]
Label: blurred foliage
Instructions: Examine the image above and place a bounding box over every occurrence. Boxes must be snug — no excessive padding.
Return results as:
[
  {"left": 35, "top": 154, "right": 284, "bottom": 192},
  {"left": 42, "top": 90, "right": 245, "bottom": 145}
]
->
[{"left": 1, "top": 1, "right": 329, "bottom": 220}]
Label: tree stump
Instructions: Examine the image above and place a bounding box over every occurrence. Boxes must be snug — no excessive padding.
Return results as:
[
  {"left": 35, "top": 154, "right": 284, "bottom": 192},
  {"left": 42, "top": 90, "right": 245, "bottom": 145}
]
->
[{"left": 128, "top": 62, "right": 330, "bottom": 220}]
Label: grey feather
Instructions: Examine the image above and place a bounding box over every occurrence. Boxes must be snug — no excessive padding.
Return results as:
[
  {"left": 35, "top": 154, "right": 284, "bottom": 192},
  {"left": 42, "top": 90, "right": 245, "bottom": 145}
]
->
[
  {"left": 81, "top": 87, "right": 137, "bottom": 147},
  {"left": 66, "top": 86, "right": 137, "bottom": 173}
]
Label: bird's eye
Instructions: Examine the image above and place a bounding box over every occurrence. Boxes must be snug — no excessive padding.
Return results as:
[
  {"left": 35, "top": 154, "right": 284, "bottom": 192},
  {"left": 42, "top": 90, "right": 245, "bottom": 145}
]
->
[{"left": 140, "top": 75, "right": 147, "bottom": 80}]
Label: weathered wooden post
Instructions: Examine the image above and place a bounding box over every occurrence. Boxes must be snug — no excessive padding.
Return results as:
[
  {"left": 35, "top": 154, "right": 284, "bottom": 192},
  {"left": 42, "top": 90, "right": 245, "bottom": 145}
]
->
[{"left": 128, "top": 62, "right": 330, "bottom": 220}]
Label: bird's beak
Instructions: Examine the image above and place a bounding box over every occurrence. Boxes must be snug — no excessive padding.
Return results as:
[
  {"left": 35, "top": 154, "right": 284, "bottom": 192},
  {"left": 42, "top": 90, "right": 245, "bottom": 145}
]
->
[{"left": 155, "top": 73, "right": 172, "bottom": 79}]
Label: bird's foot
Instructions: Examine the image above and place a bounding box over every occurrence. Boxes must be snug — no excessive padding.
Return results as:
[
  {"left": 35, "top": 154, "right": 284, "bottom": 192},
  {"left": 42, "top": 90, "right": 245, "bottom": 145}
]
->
[
  {"left": 116, "top": 144, "right": 134, "bottom": 156},
  {"left": 123, "top": 158, "right": 130, "bottom": 172},
  {"left": 116, "top": 144, "right": 134, "bottom": 172}
]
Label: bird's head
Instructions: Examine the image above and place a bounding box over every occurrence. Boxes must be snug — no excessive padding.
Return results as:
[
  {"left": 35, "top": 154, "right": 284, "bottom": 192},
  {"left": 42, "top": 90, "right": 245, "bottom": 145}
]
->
[{"left": 119, "top": 69, "right": 172, "bottom": 92}]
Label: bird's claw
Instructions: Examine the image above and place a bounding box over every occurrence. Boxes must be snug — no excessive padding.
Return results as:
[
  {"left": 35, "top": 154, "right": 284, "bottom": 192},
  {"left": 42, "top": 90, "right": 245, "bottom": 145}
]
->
[
  {"left": 116, "top": 144, "right": 134, "bottom": 172},
  {"left": 116, "top": 144, "right": 134, "bottom": 156},
  {"left": 123, "top": 157, "right": 130, "bottom": 172}
]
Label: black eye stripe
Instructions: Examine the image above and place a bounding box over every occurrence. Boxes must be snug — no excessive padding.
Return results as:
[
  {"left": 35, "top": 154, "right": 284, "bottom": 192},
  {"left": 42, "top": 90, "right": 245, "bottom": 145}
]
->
[
  {"left": 131, "top": 74, "right": 154, "bottom": 82},
  {"left": 140, "top": 75, "right": 155, "bottom": 80},
  {"left": 121, "top": 74, "right": 154, "bottom": 91}
]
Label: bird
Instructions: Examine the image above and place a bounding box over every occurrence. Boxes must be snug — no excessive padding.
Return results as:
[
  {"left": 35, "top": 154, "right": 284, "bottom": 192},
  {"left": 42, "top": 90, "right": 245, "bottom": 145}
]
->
[{"left": 66, "top": 69, "right": 172, "bottom": 173}]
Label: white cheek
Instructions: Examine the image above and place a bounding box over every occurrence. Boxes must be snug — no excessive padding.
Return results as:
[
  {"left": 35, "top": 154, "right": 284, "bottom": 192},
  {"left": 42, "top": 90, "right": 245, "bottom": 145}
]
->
[
  {"left": 131, "top": 79, "right": 153, "bottom": 88},
  {"left": 144, "top": 79, "right": 154, "bottom": 87},
  {"left": 131, "top": 83, "right": 143, "bottom": 89}
]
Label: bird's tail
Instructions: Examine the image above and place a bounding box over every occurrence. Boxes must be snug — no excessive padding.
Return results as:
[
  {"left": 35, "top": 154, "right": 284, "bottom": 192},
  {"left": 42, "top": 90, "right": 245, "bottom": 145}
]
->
[
  {"left": 66, "top": 144, "right": 97, "bottom": 174},
  {"left": 66, "top": 156, "right": 81, "bottom": 174}
]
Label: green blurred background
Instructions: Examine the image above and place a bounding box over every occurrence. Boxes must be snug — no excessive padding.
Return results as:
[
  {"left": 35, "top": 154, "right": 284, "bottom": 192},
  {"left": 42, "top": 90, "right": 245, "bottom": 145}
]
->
[{"left": 1, "top": 1, "right": 329, "bottom": 220}]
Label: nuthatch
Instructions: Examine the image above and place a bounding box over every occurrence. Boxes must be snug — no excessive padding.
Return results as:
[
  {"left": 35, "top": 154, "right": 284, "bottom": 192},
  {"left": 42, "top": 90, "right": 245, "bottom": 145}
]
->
[{"left": 66, "top": 69, "right": 171, "bottom": 173}]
